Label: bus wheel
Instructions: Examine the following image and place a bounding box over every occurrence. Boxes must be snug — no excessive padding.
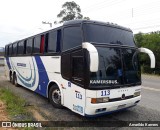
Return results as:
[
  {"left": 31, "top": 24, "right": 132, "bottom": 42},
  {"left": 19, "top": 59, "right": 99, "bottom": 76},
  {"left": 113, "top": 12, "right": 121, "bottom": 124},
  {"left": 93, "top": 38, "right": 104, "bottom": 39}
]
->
[
  {"left": 9, "top": 72, "right": 12, "bottom": 82},
  {"left": 49, "top": 85, "right": 63, "bottom": 108},
  {"left": 13, "top": 73, "right": 19, "bottom": 87}
]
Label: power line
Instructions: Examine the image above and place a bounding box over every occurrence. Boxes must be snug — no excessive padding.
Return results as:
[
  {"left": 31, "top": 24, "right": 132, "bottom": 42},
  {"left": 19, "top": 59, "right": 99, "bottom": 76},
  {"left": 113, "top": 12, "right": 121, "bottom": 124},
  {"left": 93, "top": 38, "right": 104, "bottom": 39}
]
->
[
  {"left": 132, "top": 25, "right": 160, "bottom": 31},
  {"left": 82, "top": 0, "right": 160, "bottom": 21},
  {"left": 83, "top": 0, "right": 126, "bottom": 13}
]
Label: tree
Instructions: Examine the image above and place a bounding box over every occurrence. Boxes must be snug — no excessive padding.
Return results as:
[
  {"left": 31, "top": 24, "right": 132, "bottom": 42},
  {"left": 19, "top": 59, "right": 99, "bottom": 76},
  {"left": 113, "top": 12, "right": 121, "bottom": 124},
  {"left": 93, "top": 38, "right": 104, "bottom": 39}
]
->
[
  {"left": 54, "top": 1, "right": 90, "bottom": 24},
  {"left": 134, "top": 32, "right": 160, "bottom": 75}
]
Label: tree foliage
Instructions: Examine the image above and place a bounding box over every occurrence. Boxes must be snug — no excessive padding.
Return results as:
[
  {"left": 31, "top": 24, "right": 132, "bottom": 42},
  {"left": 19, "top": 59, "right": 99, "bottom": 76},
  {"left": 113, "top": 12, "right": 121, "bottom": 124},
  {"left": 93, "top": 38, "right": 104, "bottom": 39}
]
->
[
  {"left": 134, "top": 32, "right": 160, "bottom": 75},
  {"left": 54, "top": 1, "right": 90, "bottom": 24}
]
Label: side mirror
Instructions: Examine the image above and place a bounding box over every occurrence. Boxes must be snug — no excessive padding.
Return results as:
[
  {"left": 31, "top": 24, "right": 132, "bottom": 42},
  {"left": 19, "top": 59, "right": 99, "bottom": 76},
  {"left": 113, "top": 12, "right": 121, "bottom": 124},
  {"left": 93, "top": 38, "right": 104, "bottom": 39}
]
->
[
  {"left": 138, "top": 47, "right": 155, "bottom": 68},
  {"left": 82, "top": 42, "right": 99, "bottom": 72}
]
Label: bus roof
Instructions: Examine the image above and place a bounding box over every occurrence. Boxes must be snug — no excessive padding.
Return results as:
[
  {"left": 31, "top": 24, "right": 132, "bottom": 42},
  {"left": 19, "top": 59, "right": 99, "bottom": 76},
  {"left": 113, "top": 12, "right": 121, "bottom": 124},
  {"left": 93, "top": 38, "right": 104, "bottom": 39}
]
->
[{"left": 63, "top": 20, "right": 132, "bottom": 32}]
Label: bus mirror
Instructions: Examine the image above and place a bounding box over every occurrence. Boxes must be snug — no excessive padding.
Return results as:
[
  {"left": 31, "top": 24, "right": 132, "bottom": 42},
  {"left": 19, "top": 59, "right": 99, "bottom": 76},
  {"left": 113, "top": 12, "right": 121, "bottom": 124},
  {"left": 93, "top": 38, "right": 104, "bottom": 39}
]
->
[
  {"left": 138, "top": 47, "right": 155, "bottom": 68},
  {"left": 82, "top": 42, "right": 99, "bottom": 72}
]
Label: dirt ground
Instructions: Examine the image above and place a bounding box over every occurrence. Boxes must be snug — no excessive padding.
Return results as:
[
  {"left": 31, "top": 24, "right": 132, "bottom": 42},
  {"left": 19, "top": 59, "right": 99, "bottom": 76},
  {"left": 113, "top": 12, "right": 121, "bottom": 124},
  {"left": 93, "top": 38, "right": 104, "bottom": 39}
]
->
[
  {"left": 0, "top": 101, "right": 9, "bottom": 121},
  {"left": 0, "top": 101, "right": 18, "bottom": 130}
]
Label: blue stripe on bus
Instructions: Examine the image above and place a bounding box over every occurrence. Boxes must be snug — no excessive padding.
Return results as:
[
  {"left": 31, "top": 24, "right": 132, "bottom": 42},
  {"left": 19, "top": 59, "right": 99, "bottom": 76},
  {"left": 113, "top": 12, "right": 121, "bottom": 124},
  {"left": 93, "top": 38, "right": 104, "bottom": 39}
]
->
[
  {"left": 34, "top": 56, "right": 49, "bottom": 97},
  {"left": 6, "top": 57, "right": 11, "bottom": 69}
]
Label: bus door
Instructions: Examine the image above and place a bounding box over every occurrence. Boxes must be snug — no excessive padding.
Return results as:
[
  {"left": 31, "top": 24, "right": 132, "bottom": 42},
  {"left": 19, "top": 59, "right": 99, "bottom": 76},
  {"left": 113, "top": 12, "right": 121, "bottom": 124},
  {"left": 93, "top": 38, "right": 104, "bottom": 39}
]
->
[{"left": 61, "top": 48, "right": 86, "bottom": 115}]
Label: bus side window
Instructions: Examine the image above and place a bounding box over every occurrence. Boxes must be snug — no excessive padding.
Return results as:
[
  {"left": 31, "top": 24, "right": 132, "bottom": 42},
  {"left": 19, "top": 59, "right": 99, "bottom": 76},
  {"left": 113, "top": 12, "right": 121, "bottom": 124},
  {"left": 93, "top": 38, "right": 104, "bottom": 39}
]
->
[
  {"left": 72, "top": 57, "right": 84, "bottom": 78},
  {"left": 63, "top": 26, "right": 82, "bottom": 51},
  {"left": 57, "top": 29, "right": 61, "bottom": 52},
  {"left": 26, "top": 38, "right": 33, "bottom": 54},
  {"left": 61, "top": 52, "right": 71, "bottom": 80},
  {"left": 44, "top": 33, "right": 48, "bottom": 53},
  {"left": 33, "top": 36, "right": 41, "bottom": 54},
  {"left": 12, "top": 43, "right": 17, "bottom": 55},
  {"left": 24, "top": 40, "right": 27, "bottom": 54},
  {"left": 17, "top": 41, "right": 24, "bottom": 55},
  {"left": 71, "top": 50, "right": 84, "bottom": 86},
  {"left": 61, "top": 49, "right": 85, "bottom": 87},
  {"left": 7, "top": 46, "right": 9, "bottom": 56},
  {"left": 9, "top": 45, "right": 12, "bottom": 56},
  {"left": 48, "top": 31, "right": 57, "bottom": 53},
  {"left": 40, "top": 35, "right": 45, "bottom": 53}
]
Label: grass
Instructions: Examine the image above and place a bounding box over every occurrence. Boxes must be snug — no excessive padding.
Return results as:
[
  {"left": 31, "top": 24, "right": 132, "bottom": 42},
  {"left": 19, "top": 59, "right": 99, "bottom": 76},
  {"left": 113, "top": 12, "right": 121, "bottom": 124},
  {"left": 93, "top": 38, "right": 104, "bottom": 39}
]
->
[
  {"left": 142, "top": 73, "right": 160, "bottom": 77},
  {"left": 0, "top": 88, "right": 27, "bottom": 117},
  {"left": 0, "top": 88, "right": 36, "bottom": 130}
]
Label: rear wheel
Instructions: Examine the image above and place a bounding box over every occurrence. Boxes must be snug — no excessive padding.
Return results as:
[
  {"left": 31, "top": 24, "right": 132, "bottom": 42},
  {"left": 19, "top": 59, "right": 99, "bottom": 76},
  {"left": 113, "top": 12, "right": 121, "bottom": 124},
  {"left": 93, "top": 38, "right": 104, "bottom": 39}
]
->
[
  {"left": 9, "top": 72, "right": 12, "bottom": 82},
  {"left": 13, "top": 73, "right": 19, "bottom": 87},
  {"left": 49, "top": 85, "right": 63, "bottom": 108}
]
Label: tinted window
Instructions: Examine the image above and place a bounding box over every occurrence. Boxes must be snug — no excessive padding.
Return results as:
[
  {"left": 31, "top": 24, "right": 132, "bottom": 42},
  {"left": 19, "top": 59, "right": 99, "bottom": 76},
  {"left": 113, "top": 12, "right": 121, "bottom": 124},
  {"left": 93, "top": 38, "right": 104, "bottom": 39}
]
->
[
  {"left": 48, "top": 31, "right": 57, "bottom": 52},
  {"left": 5, "top": 46, "right": 9, "bottom": 56},
  {"left": 18, "top": 41, "right": 24, "bottom": 55},
  {"left": 83, "top": 24, "right": 135, "bottom": 46},
  {"left": 26, "top": 38, "right": 33, "bottom": 54},
  {"left": 57, "top": 30, "right": 61, "bottom": 52},
  {"left": 44, "top": 33, "right": 48, "bottom": 53},
  {"left": 9, "top": 45, "right": 12, "bottom": 56},
  {"left": 72, "top": 57, "right": 84, "bottom": 78},
  {"left": 33, "top": 36, "right": 40, "bottom": 53},
  {"left": 90, "top": 47, "right": 141, "bottom": 89},
  {"left": 40, "top": 35, "right": 45, "bottom": 53},
  {"left": 90, "top": 47, "right": 122, "bottom": 87},
  {"left": 7, "top": 46, "right": 9, "bottom": 56},
  {"left": 122, "top": 49, "right": 141, "bottom": 84},
  {"left": 63, "top": 26, "right": 82, "bottom": 51},
  {"left": 12, "top": 43, "right": 17, "bottom": 55},
  {"left": 24, "top": 40, "right": 27, "bottom": 54},
  {"left": 61, "top": 53, "right": 71, "bottom": 80}
]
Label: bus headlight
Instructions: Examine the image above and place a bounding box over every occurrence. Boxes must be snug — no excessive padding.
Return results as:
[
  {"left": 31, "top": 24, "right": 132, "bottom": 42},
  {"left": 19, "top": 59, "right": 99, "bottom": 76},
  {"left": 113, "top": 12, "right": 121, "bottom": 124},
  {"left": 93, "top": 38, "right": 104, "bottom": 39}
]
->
[
  {"left": 91, "top": 97, "right": 109, "bottom": 104},
  {"left": 134, "top": 91, "right": 141, "bottom": 97}
]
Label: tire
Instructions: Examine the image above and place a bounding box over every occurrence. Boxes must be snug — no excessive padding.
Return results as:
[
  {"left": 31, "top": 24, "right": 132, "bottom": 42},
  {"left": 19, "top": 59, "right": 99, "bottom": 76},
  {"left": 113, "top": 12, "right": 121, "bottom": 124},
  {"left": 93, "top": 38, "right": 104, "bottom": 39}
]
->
[
  {"left": 9, "top": 72, "right": 12, "bottom": 82},
  {"left": 49, "top": 85, "right": 63, "bottom": 108},
  {"left": 13, "top": 73, "right": 19, "bottom": 87}
]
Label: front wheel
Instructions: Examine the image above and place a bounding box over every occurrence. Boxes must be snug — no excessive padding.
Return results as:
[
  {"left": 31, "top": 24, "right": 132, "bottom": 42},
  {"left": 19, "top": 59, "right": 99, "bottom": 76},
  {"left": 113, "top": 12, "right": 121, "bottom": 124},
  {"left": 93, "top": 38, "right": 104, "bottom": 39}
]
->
[{"left": 49, "top": 85, "right": 63, "bottom": 108}]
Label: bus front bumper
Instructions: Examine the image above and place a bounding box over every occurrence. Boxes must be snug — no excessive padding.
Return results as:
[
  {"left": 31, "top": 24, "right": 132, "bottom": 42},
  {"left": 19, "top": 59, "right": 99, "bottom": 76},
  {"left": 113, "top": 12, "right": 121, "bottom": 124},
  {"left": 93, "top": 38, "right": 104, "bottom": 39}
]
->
[{"left": 85, "top": 95, "right": 141, "bottom": 117}]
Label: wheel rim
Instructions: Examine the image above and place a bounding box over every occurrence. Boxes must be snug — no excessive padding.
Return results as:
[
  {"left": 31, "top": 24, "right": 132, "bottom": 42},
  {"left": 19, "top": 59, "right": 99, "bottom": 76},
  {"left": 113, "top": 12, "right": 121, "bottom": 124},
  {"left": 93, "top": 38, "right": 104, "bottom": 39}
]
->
[{"left": 52, "top": 89, "right": 61, "bottom": 104}]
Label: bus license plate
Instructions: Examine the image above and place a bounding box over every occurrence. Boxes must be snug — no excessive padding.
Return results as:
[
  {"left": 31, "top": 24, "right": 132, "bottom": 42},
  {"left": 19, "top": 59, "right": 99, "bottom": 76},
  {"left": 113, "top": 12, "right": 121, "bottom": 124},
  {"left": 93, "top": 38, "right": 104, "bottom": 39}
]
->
[{"left": 117, "top": 104, "right": 126, "bottom": 109}]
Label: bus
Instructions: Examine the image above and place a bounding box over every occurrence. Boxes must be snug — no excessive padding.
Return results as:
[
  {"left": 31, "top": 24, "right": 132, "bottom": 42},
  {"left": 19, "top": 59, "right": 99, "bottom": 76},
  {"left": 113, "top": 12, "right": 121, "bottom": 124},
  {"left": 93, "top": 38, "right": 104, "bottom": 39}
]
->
[{"left": 4, "top": 20, "right": 155, "bottom": 116}]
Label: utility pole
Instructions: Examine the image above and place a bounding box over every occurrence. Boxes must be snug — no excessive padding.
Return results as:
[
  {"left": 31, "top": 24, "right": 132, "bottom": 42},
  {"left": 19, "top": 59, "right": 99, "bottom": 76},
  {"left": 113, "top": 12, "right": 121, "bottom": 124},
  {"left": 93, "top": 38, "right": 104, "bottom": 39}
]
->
[
  {"left": 42, "top": 21, "right": 52, "bottom": 28},
  {"left": 132, "top": 8, "right": 133, "bottom": 18}
]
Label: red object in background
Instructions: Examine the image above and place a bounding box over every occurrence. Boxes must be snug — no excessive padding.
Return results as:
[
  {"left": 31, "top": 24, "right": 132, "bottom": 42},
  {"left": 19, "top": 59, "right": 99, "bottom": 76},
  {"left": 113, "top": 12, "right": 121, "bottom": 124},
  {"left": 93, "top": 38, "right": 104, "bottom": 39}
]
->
[{"left": 40, "top": 35, "right": 45, "bottom": 53}]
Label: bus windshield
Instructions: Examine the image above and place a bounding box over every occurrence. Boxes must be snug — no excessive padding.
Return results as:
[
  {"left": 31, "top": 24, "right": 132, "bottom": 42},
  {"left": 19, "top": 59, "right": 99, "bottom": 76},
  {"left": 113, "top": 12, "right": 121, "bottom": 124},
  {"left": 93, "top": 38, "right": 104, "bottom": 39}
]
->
[
  {"left": 83, "top": 23, "right": 135, "bottom": 47},
  {"left": 90, "top": 47, "right": 141, "bottom": 88}
]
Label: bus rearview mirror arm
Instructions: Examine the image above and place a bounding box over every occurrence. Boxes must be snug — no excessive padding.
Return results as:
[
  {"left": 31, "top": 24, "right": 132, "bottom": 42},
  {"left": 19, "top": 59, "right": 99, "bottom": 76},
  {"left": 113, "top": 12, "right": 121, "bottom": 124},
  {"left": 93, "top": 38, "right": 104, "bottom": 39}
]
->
[
  {"left": 138, "top": 47, "right": 155, "bottom": 68},
  {"left": 82, "top": 42, "right": 99, "bottom": 72}
]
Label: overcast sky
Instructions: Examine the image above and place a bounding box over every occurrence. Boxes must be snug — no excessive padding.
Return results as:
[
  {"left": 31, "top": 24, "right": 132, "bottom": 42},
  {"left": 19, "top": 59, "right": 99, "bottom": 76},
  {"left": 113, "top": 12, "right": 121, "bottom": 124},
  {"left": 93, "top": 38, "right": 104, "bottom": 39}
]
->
[{"left": 1, "top": 0, "right": 160, "bottom": 47}]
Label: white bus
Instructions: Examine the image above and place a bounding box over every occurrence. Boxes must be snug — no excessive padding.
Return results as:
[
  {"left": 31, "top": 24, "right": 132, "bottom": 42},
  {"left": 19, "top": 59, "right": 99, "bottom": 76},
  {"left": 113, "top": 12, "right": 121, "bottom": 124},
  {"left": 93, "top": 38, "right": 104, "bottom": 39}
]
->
[{"left": 4, "top": 20, "right": 155, "bottom": 117}]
